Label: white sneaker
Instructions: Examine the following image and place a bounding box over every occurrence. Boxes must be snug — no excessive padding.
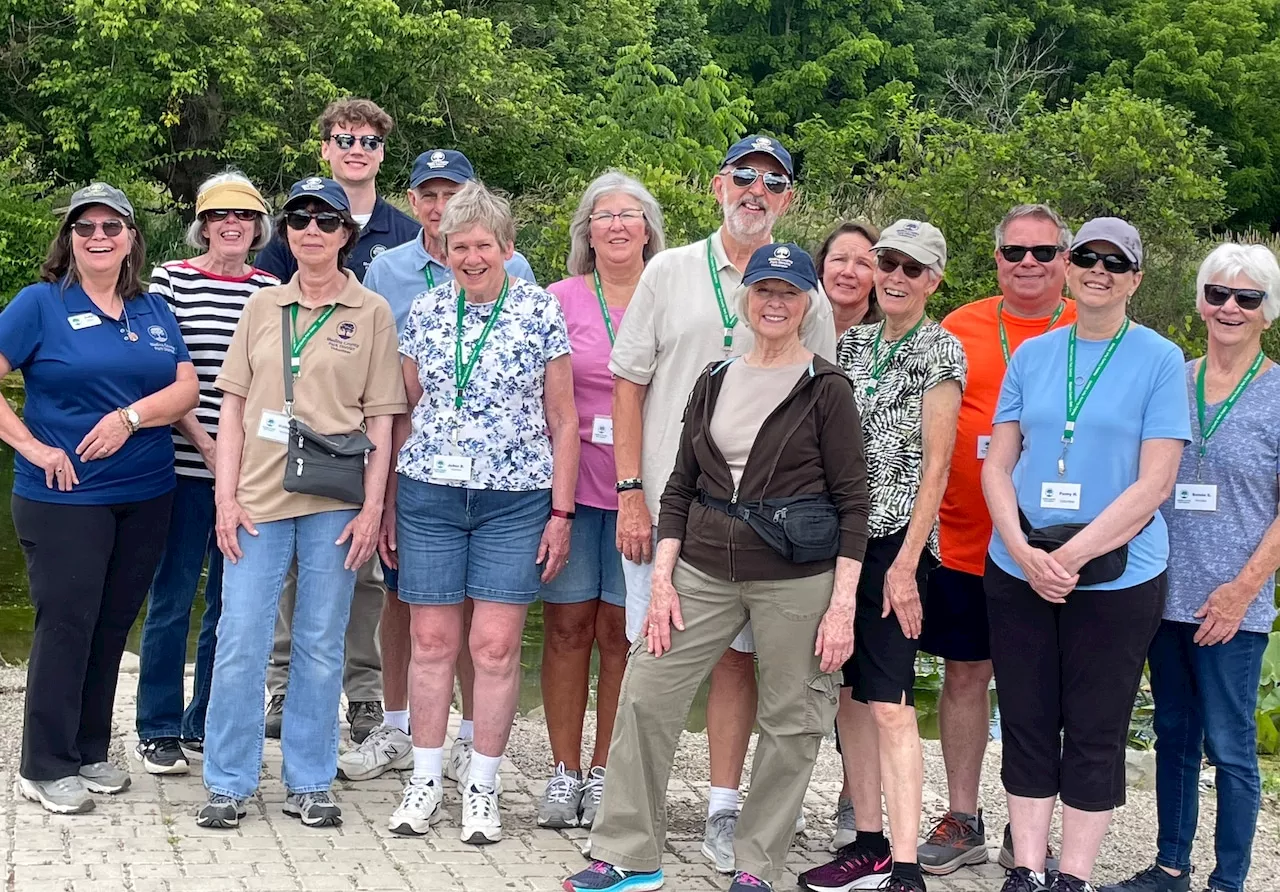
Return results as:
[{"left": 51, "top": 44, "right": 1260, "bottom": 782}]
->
[
  {"left": 389, "top": 779, "right": 443, "bottom": 836},
  {"left": 447, "top": 738, "right": 503, "bottom": 794},
  {"left": 338, "top": 724, "right": 412, "bottom": 782},
  {"left": 461, "top": 782, "right": 502, "bottom": 845}
]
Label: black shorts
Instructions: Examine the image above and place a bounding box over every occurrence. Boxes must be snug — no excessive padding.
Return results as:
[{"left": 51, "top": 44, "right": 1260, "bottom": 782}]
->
[
  {"left": 841, "top": 530, "right": 936, "bottom": 705},
  {"left": 919, "top": 566, "right": 991, "bottom": 662}
]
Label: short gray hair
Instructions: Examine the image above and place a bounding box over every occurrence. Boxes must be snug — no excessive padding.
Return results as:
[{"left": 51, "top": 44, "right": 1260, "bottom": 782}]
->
[
  {"left": 185, "top": 170, "right": 273, "bottom": 252},
  {"left": 439, "top": 180, "right": 516, "bottom": 251},
  {"left": 566, "top": 171, "right": 667, "bottom": 276},
  {"left": 732, "top": 282, "right": 825, "bottom": 342},
  {"left": 994, "top": 204, "right": 1072, "bottom": 251},
  {"left": 1195, "top": 242, "right": 1280, "bottom": 323}
]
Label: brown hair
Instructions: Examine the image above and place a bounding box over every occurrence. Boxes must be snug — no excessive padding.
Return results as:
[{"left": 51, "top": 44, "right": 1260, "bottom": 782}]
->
[
  {"left": 39, "top": 207, "right": 147, "bottom": 300},
  {"left": 318, "top": 99, "right": 395, "bottom": 140},
  {"left": 815, "top": 220, "right": 883, "bottom": 324},
  {"left": 275, "top": 201, "right": 361, "bottom": 270}
]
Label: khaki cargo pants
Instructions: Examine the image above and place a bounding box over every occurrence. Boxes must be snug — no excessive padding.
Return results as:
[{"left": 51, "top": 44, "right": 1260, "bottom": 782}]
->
[{"left": 589, "top": 557, "right": 839, "bottom": 885}]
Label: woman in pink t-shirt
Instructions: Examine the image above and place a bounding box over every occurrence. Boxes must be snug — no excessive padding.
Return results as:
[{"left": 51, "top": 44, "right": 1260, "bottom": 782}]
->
[{"left": 538, "top": 171, "right": 667, "bottom": 830}]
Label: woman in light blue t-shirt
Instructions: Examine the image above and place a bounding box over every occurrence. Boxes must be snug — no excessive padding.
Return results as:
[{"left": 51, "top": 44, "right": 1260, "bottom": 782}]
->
[{"left": 980, "top": 217, "right": 1190, "bottom": 892}]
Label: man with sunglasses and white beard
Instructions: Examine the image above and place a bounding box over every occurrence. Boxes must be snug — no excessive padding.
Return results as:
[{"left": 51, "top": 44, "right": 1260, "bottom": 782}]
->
[{"left": 607, "top": 134, "right": 836, "bottom": 875}]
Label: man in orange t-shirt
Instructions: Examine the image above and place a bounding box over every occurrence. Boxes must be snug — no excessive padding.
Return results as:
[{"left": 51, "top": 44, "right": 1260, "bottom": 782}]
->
[{"left": 917, "top": 205, "right": 1078, "bottom": 877}]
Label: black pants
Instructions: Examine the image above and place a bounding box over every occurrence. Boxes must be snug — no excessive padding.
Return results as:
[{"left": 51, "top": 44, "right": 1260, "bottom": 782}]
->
[
  {"left": 985, "top": 559, "right": 1165, "bottom": 811},
  {"left": 13, "top": 491, "right": 173, "bottom": 781}
]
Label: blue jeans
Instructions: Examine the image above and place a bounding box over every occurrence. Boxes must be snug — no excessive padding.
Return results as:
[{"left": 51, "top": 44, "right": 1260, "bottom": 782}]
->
[
  {"left": 203, "top": 510, "right": 357, "bottom": 799},
  {"left": 1149, "top": 619, "right": 1268, "bottom": 892},
  {"left": 136, "top": 476, "right": 222, "bottom": 741}
]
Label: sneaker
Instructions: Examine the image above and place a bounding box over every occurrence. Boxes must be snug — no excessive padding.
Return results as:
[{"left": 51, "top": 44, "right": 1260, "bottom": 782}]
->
[
  {"left": 918, "top": 810, "right": 988, "bottom": 875},
  {"left": 796, "top": 810, "right": 808, "bottom": 835},
  {"left": 337, "top": 724, "right": 412, "bottom": 781},
  {"left": 829, "top": 797, "right": 856, "bottom": 853},
  {"left": 701, "top": 808, "right": 739, "bottom": 873},
  {"left": 1097, "top": 866, "right": 1190, "bottom": 892},
  {"left": 283, "top": 791, "right": 342, "bottom": 827},
  {"left": 798, "top": 845, "right": 892, "bottom": 891},
  {"left": 264, "top": 693, "right": 285, "bottom": 739},
  {"left": 1002, "top": 867, "right": 1052, "bottom": 892},
  {"left": 15, "top": 775, "right": 94, "bottom": 814},
  {"left": 389, "top": 779, "right": 443, "bottom": 835},
  {"left": 1000, "top": 824, "right": 1062, "bottom": 874},
  {"left": 730, "top": 872, "right": 773, "bottom": 892},
  {"left": 179, "top": 738, "right": 204, "bottom": 755},
  {"left": 134, "top": 738, "right": 190, "bottom": 775},
  {"left": 446, "top": 737, "right": 504, "bottom": 794},
  {"left": 538, "top": 763, "right": 584, "bottom": 828},
  {"left": 1052, "top": 875, "right": 1097, "bottom": 892},
  {"left": 195, "top": 793, "right": 246, "bottom": 829},
  {"left": 579, "top": 765, "right": 606, "bottom": 828},
  {"left": 346, "top": 700, "right": 384, "bottom": 744},
  {"left": 461, "top": 781, "right": 502, "bottom": 845},
  {"left": 562, "top": 861, "right": 665, "bottom": 892},
  {"left": 78, "top": 761, "right": 130, "bottom": 794},
  {"left": 877, "top": 876, "right": 926, "bottom": 892}
]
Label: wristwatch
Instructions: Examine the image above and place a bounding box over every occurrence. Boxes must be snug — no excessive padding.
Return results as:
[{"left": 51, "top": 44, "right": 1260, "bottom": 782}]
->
[
  {"left": 119, "top": 407, "right": 140, "bottom": 433},
  {"left": 615, "top": 477, "right": 643, "bottom": 493}
]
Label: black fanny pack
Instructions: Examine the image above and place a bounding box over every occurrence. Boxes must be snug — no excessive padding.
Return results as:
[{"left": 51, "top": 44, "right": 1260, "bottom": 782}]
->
[
  {"left": 698, "top": 491, "right": 841, "bottom": 564},
  {"left": 1018, "top": 509, "right": 1150, "bottom": 586}
]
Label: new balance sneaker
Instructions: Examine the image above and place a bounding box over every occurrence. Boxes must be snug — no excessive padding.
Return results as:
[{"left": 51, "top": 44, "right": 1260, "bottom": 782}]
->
[
  {"left": 701, "top": 808, "right": 739, "bottom": 873},
  {"left": 562, "top": 861, "right": 664, "bottom": 892},
  {"left": 78, "top": 761, "right": 130, "bottom": 794},
  {"left": 461, "top": 781, "right": 502, "bottom": 844},
  {"left": 1098, "top": 865, "right": 1190, "bottom": 892},
  {"left": 389, "top": 779, "right": 443, "bottom": 835},
  {"left": 1052, "top": 874, "right": 1097, "bottom": 892},
  {"left": 134, "top": 738, "right": 189, "bottom": 775},
  {"left": 346, "top": 700, "right": 383, "bottom": 744},
  {"left": 798, "top": 845, "right": 893, "bottom": 891},
  {"left": 829, "top": 797, "right": 856, "bottom": 853},
  {"left": 15, "top": 775, "right": 94, "bottom": 814},
  {"left": 283, "top": 791, "right": 342, "bottom": 827},
  {"left": 264, "top": 693, "right": 285, "bottom": 739},
  {"left": 730, "top": 871, "right": 773, "bottom": 892},
  {"left": 918, "top": 810, "right": 988, "bottom": 875},
  {"left": 196, "top": 793, "right": 246, "bottom": 829},
  {"left": 1002, "top": 867, "right": 1051, "bottom": 892},
  {"left": 1000, "top": 823, "right": 1061, "bottom": 873},
  {"left": 446, "top": 737, "right": 504, "bottom": 794},
  {"left": 579, "top": 765, "right": 606, "bottom": 828},
  {"left": 337, "top": 724, "right": 412, "bottom": 781},
  {"left": 538, "top": 763, "right": 584, "bottom": 828}
]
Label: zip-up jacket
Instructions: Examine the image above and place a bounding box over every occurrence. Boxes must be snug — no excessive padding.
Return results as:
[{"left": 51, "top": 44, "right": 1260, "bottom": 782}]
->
[{"left": 657, "top": 355, "right": 870, "bottom": 581}]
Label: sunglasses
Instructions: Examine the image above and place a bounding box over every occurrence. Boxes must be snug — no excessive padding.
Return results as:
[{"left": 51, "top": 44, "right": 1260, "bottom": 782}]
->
[
  {"left": 1204, "top": 283, "right": 1267, "bottom": 311},
  {"left": 328, "top": 133, "right": 384, "bottom": 151},
  {"left": 1069, "top": 248, "right": 1137, "bottom": 274},
  {"left": 1000, "top": 244, "right": 1061, "bottom": 263},
  {"left": 728, "top": 167, "right": 791, "bottom": 195},
  {"left": 71, "top": 219, "right": 125, "bottom": 238},
  {"left": 876, "top": 253, "right": 927, "bottom": 279},
  {"left": 202, "top": 209, "right": 259, "bottom": 222},
  {"left": 285, "top": 210, "right": 345, "bottom": 233}
]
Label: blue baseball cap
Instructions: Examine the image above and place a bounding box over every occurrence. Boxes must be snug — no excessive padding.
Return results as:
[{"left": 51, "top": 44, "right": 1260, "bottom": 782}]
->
[
  {"left": 722, "top": 134, "right": 794, "bottom": 178},
  {"left": 283, "top": 176, "right": 350, "bottom": 213},
  {"left": 410, "top": 149, "right": 475, "bottom": 189},
  {"left": 742, "top": 243, "right": 817, "bottom": 291}
]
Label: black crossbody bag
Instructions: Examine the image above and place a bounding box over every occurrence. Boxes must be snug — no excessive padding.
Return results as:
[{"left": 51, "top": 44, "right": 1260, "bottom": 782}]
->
[{"left": 1018, "top": 509, "right": 1151, "bottom": 586}]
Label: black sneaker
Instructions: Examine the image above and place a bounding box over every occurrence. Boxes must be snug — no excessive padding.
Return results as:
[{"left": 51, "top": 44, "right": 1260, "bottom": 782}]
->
[
  {"left": 179, "top": 738, "right": 204, "bottom": 755},
  {"left": 196, "top": 794, "right": 247, "bottom": 829},
  {"left": 1098, "top": 866, "right": 1190, "bottom": 892},
  {"left": 134, "top": 738, "right": 189, "bottom": 775},
  {"left": 1001, "top": 823, "right": 1062, "bottom": 873},
  {"left": 878, "top": 876, "right": 926, "bottom": 892},
  {"left": 264, "top": 694, "right": 285, "bottom": 739},
  {"left": 1003, "top": 867, "right": 1051, "bottom": 892},
  {"left": 346, "top": 700, "right": 383, "bottom": 744},
  {"left": 283, "top": 790, "right": 342, "bottom": 827},
  {"left": 1052, "top": 873, "right": 1097, "bottom": 892}
]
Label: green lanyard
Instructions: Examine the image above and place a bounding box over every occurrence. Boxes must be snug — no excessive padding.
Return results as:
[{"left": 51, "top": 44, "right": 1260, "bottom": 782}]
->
[
  {"left": 865, "top": 316, "right": 925, "bottom": 396},
  {"left": 998, "top": 299, "right": 1066, "bottom": 364},
  {"left": 592, "top": 270, "right": 616, "bottom": 345},
  {"left": 289, "top": 303, "right": 337, "bottom": 376},
  {"left": 454, "top": 277, "right": 510, "bottom": 410},
  {"left": 423, "top": 265, "right": 437, "bottom": 289},
  {"left": 1059, "top": 318, "right": 1129, "bottom": 475},
  {"left": 705, "top": 239, "right": 737, "bottom": 352},
  {"left": 1195, "top": 351, "right": 1265, "bottom": 472}
]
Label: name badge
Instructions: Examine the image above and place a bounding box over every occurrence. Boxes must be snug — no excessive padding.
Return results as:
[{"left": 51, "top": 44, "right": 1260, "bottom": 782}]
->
[
  {"left": 1174, "top": 483, "right": 1218, "bottom": 512},
  {"left": 1040, "top": 482, "right": 1082, "bottom": 510},
  {"left": 430, "top": 455, "right": 473, "bottom": 482},
  {"left": 977, "top": 435, "right": 991, "bottom": 460},
  {"left": 67, "top": 313, "right": 101, "bottom": 330},
  {"left": 257, "top": 409, "right": 290, "bottom": 444},
  {"left": 591, "top": 415, "right": 614, "bottom": 445}
]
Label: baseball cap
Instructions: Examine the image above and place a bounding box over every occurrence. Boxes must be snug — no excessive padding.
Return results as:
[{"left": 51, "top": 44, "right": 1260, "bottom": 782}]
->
[
  {"left": 63, "top": 182, "right": 134, "bottom": 219},
  {"left": 873, "top": 219, "right": 948, "bottom": 270},
  {"left": 722, "top": 134, "right": 795, "bottom": 178},
  {"left": 742, "top": 243, "right": 817, "bottom": 292},
  {"left": 1071, "top": 217, "right": 1143, "bottom": 268},
  {"left": 283, "top": 177, "right": 351, "bottom": 214},
  {"left": 410, "top": 149, "right": 475, "bottom": 189}
]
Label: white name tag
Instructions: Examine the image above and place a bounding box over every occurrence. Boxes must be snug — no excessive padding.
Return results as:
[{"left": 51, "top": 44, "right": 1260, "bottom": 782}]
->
[
  {"left": 430, "top": 455, "right": 473, "bottom": 482},
  {"left": 67, "top": 313, "right": 101, "bottom": 330},
  {"left": 1040, "top": 482, "right": 1082, "bottom": 510},
  {"left": 257, "top": 409, "right": 290, "bottom": 444},
  {"left": 977, "top": 435, "right": 991, "bottom": 459},
  {"left": 591, "top": 415, "right": 614, "bottom": 445},
  {"left": 1174, "top": 483, "right": 1218, "bottom": 511}
]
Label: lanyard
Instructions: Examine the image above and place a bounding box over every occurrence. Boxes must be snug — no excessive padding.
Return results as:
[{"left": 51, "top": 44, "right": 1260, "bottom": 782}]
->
[
  {"left": 423, "top": 265, "right": 437, "bottom": 289},
  {"left": 864, "top": 316, "right": 924, "bottom": 396},
  {"left": 705, "top": 239, "right": 737, "bottom": 353},
  {"left": 1195, "top": 351, "right": 1265, "bottom": 471},
  {"left": 289, "top": 303, "right": 337, "bottom": 375},
  {"left": 592, "top": 270, "right": 616, "bottom": 345},
  {"left": 998, "top": 300, "right": 1065, "bottom": 364},
  {"left": 1058, "top": 318, "right": 1129, "bottom": 475},
  {"left": 454, "top": 277, "right": 509, "bottom": 410}
]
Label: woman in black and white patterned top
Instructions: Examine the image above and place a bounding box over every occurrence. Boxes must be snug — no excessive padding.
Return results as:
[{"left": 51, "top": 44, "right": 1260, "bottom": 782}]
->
[
  {"left": 133, "top": 171, "right": 278, "bottom": 774},
  {"left": 802, "top": 219, "right": 965, "bottom": 892}
]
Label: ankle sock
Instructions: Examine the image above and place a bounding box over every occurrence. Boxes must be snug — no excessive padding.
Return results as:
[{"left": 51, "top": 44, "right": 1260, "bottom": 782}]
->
[
  {"left": 384, "top": 709, "right": 410, "bottom": 734},
  {"left": 708, "top": 785, "right": 740, "bottom": 816},
  {"left": 411, "top": 746, "right": 443, "bottom": 785},
  {"left": 891, "top": 861, "right": 925, "bottom": 886},
  {"left": 457, "top": 719, "right": 474, "bottom": 741},
  {"left": 854, "top": 830, "right": 890, "bottom": 857},
  {"left": 468, "top": 750, "right": 502, "bottom": 790}
]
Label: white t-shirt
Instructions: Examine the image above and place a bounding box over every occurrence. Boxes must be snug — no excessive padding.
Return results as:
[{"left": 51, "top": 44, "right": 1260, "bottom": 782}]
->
[{"left": 352, "top": 212, "right": 372, "bottom": 228}]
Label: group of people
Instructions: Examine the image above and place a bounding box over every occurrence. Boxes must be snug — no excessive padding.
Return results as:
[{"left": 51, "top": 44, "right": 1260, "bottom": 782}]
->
[{"left": 2, "top": 97, "right": 1276, "bottom": 892}]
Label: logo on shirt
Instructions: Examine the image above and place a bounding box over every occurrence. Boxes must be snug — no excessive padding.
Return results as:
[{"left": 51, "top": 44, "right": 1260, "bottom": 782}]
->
[
  {"left": 370, "top": 244, "right": 387, "bottom": 258},
  {"left": 337, "top": 321, "right": 357, "bottom": 340},
  {"left": 751, "top": 137, "right": 774, "bottom": 151},
  {"left": 148, "top": 325, "right": 168, "bottom": 343},
  {"left": 427, "top": 150, "right": 448, "bottom": 169},
  {"left": 768, "top": 245, "right": 793, "bottom": 268},
  {"left": 300, "top": 177, "right": 325, "bottom": 192}
]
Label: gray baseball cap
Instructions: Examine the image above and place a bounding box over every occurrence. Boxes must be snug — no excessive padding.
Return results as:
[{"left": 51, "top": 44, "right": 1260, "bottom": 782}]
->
[
  {"left": 873, "top": 219, "right": 947, "bottom": 270},
  {"left": 63, "top": 182, "right": 135, "bottom": 219},
  {"left": 1071, "top": 217, "right": 1143, "bottom": 268}
]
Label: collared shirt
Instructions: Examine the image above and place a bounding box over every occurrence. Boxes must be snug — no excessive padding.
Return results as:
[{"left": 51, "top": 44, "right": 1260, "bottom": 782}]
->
[
  {"left": 216, "top": 270, "right": 407, "bottom": 523},
  {"left": 0, "top": 280, "right": 191, "bottom": 505},
  {"left": 608, "top": 229, "right": 838, "bottom": 520},
  {"left": 254, "top": 195, "right": 419, "bottom": 283},
  {"left": 363, "top": 229, "right": 538, "bottom": 332}
]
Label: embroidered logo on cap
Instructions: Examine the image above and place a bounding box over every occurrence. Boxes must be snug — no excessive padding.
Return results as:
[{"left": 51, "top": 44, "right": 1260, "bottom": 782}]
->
[
  {"left": 427, "top": 150, "right": 448, "bottom": 169},
  {"left": 899, "top": 222, "right": 921, "bottom": 237},
  {"left": 767, "top": 245, "right": 793, "bottom": 268},
  {"left": 300, "top": 177, "right": 325, "bottom": 191},
  {"left": 83, "top": 182, "right": 110, "bottom": 197},
  {"left": 751, "top": 137, "right": 774, "bottom": 151}
]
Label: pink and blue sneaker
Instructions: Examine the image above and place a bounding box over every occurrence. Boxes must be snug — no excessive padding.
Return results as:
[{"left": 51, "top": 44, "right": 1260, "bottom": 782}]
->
[{"left": 562, "top": 861, "right": 664, "bottom": 892}]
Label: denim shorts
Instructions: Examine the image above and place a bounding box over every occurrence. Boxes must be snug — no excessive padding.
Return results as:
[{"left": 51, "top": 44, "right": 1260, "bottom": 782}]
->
[
  {"left": 540, "top": 504, "right": 626, "bottom": 607},
  {"left": 395, "top": 475, "right": 550, "bottom": 606}
]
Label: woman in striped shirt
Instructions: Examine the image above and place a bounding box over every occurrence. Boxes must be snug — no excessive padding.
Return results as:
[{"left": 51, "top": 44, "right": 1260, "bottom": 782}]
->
[{"left": 134, "top": 172, "right": 279, "bottom": 774}]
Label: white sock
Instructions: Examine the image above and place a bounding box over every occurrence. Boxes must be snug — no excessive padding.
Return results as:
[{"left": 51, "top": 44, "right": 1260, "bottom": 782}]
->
[
  {"left": 458, "top": 719, "right": 474, "bottom": 741},
  {"left": 411, "top": 746, "right": 443, "bottom": 785},
  {"left": 708, "top": 786, "right": 740, "bottom": 816},
  {"left": 384, "top": 709, "right": 410, "bottom": 735},
  {"left": 469, "top": 750, "right": 502, "bottom": 790}
]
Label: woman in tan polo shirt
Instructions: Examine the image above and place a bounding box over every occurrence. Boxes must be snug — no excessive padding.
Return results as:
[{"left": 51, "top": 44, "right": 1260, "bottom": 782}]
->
[{"left": 197, "top": 177, "right": 407, "bottom": 831}]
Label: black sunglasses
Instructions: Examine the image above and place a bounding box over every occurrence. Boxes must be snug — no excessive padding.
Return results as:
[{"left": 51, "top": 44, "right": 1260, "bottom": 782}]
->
[
  {"left": 1069, "top": 248, "right": 1137, "bottom": 274},
  {"left": 729, "top": 167, "right": 791, "bottom": 195},
  {"left": 71, "top": 219, "right": 125, "bottom": 238},
  {"left": 1204, "top": 284, "right": 1267, "bottom": 311},
  {"left": 328, "top": 133, "right": 385, "bottom": 151},
  {"left": 1000, "top": 244, "right": 1061, "bottom": 263},
  {"left": 202, "top": 209, "right": 259, "bottom": 222},
  {"left": 285, "top": 210, "right": 345, "bottom": 233},
  {"left": 876, "top": 253, "right": 927, "bottom": 279}
]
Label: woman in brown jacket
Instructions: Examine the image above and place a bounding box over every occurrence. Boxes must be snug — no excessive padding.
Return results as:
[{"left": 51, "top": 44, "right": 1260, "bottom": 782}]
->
[{"left": 565, "top": 243, "right": 870, "bottom": 892}]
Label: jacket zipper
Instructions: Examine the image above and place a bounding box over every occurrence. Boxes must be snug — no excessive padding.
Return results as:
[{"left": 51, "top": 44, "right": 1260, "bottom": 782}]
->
[{"left": 728, "top": 484, "right": 740, "bottom": 581}]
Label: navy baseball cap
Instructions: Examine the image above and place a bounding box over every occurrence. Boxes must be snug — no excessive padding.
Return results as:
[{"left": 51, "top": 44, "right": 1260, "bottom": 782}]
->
[
  {"left": 283, "top": 176, "right": 350, "bottom": 213},
  {"left": 410, "top": 149, "right": 475, "bottom": 189},
  {"left": 722, "top": 134, "right": 794, "bottom": 178},
  {"left": 743, "top": 243, "right": 817, "bottom": 291}
]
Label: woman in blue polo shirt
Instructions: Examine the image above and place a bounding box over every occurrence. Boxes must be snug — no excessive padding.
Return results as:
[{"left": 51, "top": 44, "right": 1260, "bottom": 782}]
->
[{"left": 0, "top": 183, "right": 198, "bottom": 815}]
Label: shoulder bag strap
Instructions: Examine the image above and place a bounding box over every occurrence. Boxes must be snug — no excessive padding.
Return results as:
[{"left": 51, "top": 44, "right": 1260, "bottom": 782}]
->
[{"left": 281, "top": 305, "right": 294, "bottom": 416}]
